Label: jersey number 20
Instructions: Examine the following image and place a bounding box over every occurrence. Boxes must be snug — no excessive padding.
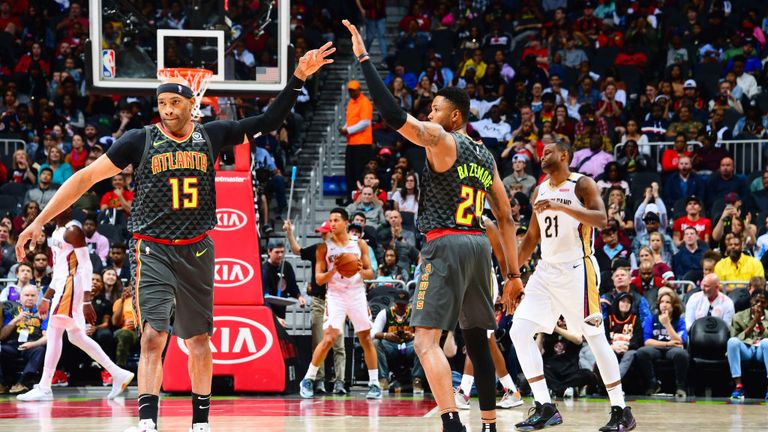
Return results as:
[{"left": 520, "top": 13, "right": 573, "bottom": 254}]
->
[
  {"left": 455, "top": 186, "right": 486, "bottom": 226},
  {"left": 169, "top": 177, "right": 199, "bottom": 209}
]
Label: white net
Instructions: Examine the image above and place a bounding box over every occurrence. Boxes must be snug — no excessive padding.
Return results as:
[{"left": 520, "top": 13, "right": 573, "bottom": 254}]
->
[{"left": 157, "top": 68, "right": 214, "bottom": 120}]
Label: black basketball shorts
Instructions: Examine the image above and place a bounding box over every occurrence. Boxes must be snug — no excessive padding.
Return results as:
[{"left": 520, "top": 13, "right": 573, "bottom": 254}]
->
[
  {"left": 411, "top": 233, "right": 496, "bottom": 331},
  {"left": 128, "top": 235, "right": 215, "bottom": 339}
]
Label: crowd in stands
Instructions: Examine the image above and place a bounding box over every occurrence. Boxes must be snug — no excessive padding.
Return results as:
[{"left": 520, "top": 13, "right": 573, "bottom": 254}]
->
[{"left": 320, "top": 0, "right": 768, "bottom": 398}]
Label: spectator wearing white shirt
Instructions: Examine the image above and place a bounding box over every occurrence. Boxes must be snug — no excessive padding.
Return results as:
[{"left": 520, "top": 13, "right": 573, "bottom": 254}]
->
[
  {"left": 732, "top": 56, "right": 758, "bottom": 99},
  {"left": 685, "top": 274, "right": 735, "bottom": 330},
  {"left": 470, "top": 105, "right": 511, "bottom": 143},
  {"left": 543, "top": 74, "right": 569, "bottom": 105},
  {"left": 234, "top": 40, "right": 256, "bottom": 68}
]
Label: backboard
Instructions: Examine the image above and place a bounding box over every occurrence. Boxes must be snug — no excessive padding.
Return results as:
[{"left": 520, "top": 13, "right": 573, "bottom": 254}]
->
[{"left": 88, "top": 0, "right": 290, "bottom": 96}]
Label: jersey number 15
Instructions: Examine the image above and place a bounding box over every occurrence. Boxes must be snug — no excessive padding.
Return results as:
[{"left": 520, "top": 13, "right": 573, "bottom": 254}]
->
[
  {"left": 455, "top": 186, "right": 486, "bottom": 226},
  {"left": 169, "top": 177, "right": 199, "bottom": 210}
]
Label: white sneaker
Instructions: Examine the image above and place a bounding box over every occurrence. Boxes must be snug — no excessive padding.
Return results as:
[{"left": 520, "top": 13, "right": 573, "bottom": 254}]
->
[
  {"left": 454, "top": 387, "right": 470, "bottom": 410},
  {"left": 563, "top": 387, "right": 575, "bottom": 399},
  {"left": 496, "top": 389, "right": 523, "bottom": 408},
  {"left": 189, "top": 423, "right": 211, "bottom": 432},
  {"left": 16, "top": 385, "right": 53, "bottom": 401},
  {"left": 108, "top": 370, "right": 135, "bottom": 400},
  {"left": 124, "top": 419, "right": 158, "bottom": 432}
]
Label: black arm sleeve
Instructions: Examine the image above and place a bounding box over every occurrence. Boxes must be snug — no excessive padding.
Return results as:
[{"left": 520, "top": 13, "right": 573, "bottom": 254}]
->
[
  {"left": 105, "top": 128, "right": 147, "bottom": 169},
  {"left": 360, "top": 59, "right": 408, "bottom": 129},
  {"left": 204, "top": 74, "right": 306, "bottom": 157}
]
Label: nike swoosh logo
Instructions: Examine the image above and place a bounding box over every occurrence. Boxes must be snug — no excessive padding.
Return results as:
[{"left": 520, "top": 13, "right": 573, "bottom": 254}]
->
[
  {"left": 153, "top": 140, "right": 166, "bottom": 147},
  {"left": 196, "top": 248, "right": 208, "bottom": 257},
  {"left": 198, "top": 404, "right": 210, "bottom": 409},
  {"left": 573, "top": 264, "right": 581, "bottom": 268}
]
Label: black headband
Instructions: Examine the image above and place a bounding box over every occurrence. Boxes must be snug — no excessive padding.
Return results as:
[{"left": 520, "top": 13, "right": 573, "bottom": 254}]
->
[{"left": 156, "top": 83, "right": 194, "bottom": 98}]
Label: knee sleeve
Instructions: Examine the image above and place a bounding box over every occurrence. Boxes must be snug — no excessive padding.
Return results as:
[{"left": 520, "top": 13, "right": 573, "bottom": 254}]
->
[{"left": 463, "top": 327, "right": 496, "bottom": 411}]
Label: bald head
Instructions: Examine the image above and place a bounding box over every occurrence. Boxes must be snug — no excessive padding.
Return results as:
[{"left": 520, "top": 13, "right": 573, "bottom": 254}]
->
[{"left": 701, "top": 274, "right": 721, "bottom": 299}]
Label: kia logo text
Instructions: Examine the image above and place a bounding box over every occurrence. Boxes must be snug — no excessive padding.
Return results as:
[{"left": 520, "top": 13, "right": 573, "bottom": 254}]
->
[
  {"left": 176, "top": 316, "right": 274, "bottom": 365},
  {"left": 214, "top": 208, "right": 248, "bottom": 231},
  {"left": 214, "top": 258, "right": 254, "bottom": 288}
]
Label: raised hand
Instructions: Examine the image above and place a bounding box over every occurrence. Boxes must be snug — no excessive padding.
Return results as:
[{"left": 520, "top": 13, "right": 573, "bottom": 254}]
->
[
  {"left": 295, "top": 41, "right": 336, "bottom": 80},
  {"left": 342, "top": 20, "right": 367, "bottom": 59},
  {"left": 15, "top": 222, "right": 45, "bottom": 262}
]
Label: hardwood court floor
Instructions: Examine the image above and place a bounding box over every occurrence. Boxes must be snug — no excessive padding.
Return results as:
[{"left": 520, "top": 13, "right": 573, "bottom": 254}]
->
[{"left": 0, "top": 387, "right": 766, "bottom": 431}]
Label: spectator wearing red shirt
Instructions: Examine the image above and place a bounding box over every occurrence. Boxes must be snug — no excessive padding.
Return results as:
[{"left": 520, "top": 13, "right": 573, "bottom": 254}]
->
[
  {"left": 672, "top": 196, "right": 712, "bottom": 246},
  {"left": 661, "top": 134, "right": 692, "bottom": 173},
  {"left": 573, "top": 1, "right": 602, "bottom": 41},
  {"left": 65, "top": 133, "right": 89, "bottom": 172},
  {"left": 0, "top": 1, "right": 21, "bottom": 34},
  {"left": 100, "top": 173, "right": 133, "bottom": 216},
  {"left": 398, "top": 4, "right": 431, "bottom": 33},
  {"left": 596, "top": 83, "right": 624, "bottom": 127},
  {"left": 14, "top": 42, "right": 51, "bottom": 76},
  {"left": 353, "top": 171, "right": 388, "bottom": 205},
  {"left": 597, "top": 21, "right": 624, "bottom": 49},
  {"left": 55, "top": 1, "right": 90, "bottom": 40},
  {"left": 614, "top": 44, "right": 648, "bottom": 68}
]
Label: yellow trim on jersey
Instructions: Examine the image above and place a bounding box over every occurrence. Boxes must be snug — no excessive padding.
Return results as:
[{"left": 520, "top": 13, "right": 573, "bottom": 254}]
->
[
  {"left": 580, "top": 224, "right": 593, "bottom": 257},
  {"left": 583, "top": 257, "right": 600, "bottom": 317},
  {"left": 134, "top": 240, "right": 143, "bottom": 328},
  {"left": 157, "top": 123, "right": 194, "bottom": 143}
]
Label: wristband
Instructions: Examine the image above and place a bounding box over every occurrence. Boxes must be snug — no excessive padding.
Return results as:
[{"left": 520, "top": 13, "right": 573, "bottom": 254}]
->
[
  {"left": 507, "top": 273, "right": 521, "bottom": 279},
  {"left": 357, "top": 52, "right": 370, "bottom": 61},
  {"left": 83, "top": 302, "right": 92, "bottom": 305},
  {"left": 41, "top": 298, "right": 51, "bottom": 303}
]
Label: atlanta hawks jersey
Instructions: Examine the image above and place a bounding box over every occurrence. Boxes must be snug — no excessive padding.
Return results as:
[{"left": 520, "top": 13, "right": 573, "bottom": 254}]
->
[
  {"left": 129, "top": 123, "right": 216, "bottom": 239},
  {"left": 324, "top": 236, "right": 364, "bottom": 292},
  {"left": 417, "top": 132, "right": 496, "bottom": 234},
  {"left": 534, "top": 173, "right": 594, "bottom": 263},
  {"left": 50, "top": 220, "right": 86, "bottom": 317}
]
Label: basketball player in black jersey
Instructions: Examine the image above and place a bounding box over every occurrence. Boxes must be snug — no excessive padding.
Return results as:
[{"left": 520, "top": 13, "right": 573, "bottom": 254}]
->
[
  {"left": 345, "top": 21, "right": 523, "bottom": 432},
  {"left": 15, "top": 43, "right": 335, "bottom": 432}
]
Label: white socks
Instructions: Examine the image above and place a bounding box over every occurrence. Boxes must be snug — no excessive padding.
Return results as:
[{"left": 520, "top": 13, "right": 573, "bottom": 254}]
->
[
  {"left": 368, "top": 369, "right": 378, "bottom": 385},
  {"left": 460, "top": 374, "right": 475, "bottom": 395},
  {"left": 530, "top": 380, "right": 552, "bottom": 404},
  {"left": 499, "top": 374, "right": 517, "bottom": 392},
  {"left": 607, "top": 385, "right": 626, "bottom": 408},
  {"left": 305, "top": 364, "right": 319, "bottom": 381},
  {"left": 585, "top": 332, "right": 625, "bottom": 408}
]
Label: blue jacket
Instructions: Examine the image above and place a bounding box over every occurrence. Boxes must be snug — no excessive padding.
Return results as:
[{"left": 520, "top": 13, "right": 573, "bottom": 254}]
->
[
  {"left": 662, "top": 173, "right": 705, "bottom": 207},
  {"left": 643, "top": 313, "right": 687, "bottom": 345},
  {"left": 672, "top": 245, "right": 706, "bottom": 279}
]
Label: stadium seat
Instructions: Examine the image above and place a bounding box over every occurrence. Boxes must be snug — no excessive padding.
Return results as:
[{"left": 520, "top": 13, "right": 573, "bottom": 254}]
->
[
  {"left": 687, "top": 316, "right": 731, "bottom": 396},
  {"left": 0, "top": 182, "right": 28, "bottom": 199}
]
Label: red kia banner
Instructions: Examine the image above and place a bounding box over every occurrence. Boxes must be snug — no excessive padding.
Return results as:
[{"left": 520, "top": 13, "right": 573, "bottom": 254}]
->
[
  {"left": 211, "top": 170, "right": 263, "bottom": 305},
  {"left": 162, "top": 305, "right": 285, "bottom": 392}
]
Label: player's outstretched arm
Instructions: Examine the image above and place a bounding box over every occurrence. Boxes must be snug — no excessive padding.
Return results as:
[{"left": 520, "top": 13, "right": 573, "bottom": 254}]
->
[
  {"left": 15, "top": 155, "right": 122, "bottom": 261},
  {"left": 233, "top": 42, "right": 335, "bottom": 138},
  {"left": 342, "top": 20, "right": 454, "bottom": 152}
]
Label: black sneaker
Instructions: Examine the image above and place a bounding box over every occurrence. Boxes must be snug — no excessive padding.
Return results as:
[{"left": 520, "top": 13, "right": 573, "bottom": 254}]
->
[
  {"left": 515, "top": 402, "right": 563, "bottom": 431},
  {"left": 599, "top": 406, "right": 636, "bottom": 432}
]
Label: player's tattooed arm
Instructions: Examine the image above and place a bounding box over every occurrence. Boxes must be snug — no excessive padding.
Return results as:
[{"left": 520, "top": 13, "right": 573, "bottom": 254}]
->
[{"left": 397, "top": 116, "right": 453, "bottom": 149}]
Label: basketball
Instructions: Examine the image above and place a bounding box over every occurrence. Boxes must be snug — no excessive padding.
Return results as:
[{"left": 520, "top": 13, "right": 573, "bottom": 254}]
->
[{"left": 335, "top": 253, "right": 360, "bottom": 277}]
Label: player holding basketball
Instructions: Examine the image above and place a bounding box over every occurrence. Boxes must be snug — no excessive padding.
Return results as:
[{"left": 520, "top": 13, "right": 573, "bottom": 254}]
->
[
  {"left": 17, "top": 207, "right": 134, "bottom": 402},
  {"left": 344, "top": 20, "right": 523, "bottom": 432},
  {"left": 299, "top": 207, "right": 382, "bottom": 399},
  {"left": 15, "top": 43, "right": 335, "bottom": 432},
  {"left": 510, "top": 141, "right": 636, "bottom": 431}
]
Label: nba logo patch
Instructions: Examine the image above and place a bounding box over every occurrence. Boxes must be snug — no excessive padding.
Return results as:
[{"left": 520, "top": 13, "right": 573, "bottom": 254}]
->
[{"left": 102, "top": 49, "right": 115, "bottom": 78}]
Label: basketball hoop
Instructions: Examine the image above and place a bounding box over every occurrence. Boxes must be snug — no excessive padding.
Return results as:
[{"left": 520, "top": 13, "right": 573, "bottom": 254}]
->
[{"left": 157, "top": 68, "right": 214, "bottom": 120}]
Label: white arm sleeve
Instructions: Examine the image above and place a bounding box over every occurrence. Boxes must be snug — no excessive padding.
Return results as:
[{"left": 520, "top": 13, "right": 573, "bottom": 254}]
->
[
  {"left": 371, "top": 309, "right": 387, "bottom": 335},
  {"left": 74, "top": 246, "right": 94, "bottom": 292}
]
